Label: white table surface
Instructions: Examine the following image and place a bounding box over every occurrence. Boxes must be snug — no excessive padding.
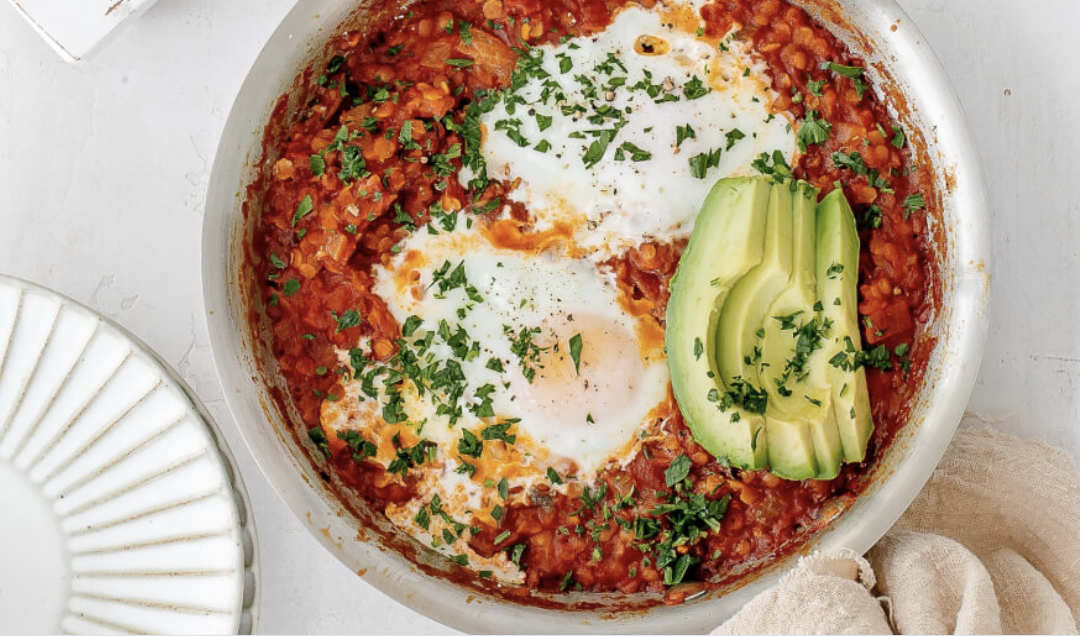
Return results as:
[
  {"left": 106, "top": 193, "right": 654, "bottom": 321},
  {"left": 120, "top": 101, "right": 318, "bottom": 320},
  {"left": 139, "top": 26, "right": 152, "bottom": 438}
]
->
[{"left": 1, "top": 0, "right": 1077, "bottom": 633}]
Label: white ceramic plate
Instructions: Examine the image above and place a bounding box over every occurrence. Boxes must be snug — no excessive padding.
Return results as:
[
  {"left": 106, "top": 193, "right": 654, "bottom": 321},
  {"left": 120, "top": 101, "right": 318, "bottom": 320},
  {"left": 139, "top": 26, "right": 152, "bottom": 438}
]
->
[
  {"left": 0, "top": 275, "right": 257, "bottom": 635},
  {"left": 4, "top": 0, "right": 163, "bottom": 62}
]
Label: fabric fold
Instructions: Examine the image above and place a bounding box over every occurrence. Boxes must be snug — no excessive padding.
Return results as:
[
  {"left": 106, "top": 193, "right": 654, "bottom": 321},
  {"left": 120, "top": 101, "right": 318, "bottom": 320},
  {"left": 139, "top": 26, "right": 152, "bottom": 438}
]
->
[{"left": 713, "top": 422, "right": 1080, "bottom": 635}]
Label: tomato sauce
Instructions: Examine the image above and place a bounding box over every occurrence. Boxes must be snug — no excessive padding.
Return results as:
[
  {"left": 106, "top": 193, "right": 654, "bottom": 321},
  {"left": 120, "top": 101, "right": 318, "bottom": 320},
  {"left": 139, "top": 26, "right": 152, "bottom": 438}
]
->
[{"left": 248, "top": 0, "right": 936, "bottom": 598}]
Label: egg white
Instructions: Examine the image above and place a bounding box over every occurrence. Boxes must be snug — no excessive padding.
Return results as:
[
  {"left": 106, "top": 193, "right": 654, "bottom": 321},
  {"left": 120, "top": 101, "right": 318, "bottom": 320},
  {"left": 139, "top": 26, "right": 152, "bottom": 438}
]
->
[{"left": 477, "top": 4, "right": 796, "bottom": 257}]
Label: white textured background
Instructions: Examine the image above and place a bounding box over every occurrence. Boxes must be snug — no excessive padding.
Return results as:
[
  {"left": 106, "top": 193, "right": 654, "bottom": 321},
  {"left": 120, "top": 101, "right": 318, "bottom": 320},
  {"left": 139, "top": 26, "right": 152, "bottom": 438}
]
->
[{"left": 0, "top": 0, "right": 1076, "bottom": 632}]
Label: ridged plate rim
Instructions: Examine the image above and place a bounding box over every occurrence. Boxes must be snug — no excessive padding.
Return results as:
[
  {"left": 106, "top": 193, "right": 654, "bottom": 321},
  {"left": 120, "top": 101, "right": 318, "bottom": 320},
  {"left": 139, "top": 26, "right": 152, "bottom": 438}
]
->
[{"left": 0, "top": 273, "right": 260, "bottom": 635}]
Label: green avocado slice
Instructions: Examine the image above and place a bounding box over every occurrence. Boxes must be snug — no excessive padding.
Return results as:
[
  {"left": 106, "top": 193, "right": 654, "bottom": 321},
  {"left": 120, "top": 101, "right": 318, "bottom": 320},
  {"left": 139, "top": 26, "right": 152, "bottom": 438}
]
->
[
  {"left": 816, "top": 187, "right": 874, "bottom": 463},
  {"left": 756, "top": 181, "right": 840, "bottom": 480},
  {"left": 715, "top": 179, "right": 794, "bottom": 391},
  {"left": 667, "top": 177, "right": 772, "bottom": 470},
  {"left": 667, "top": 177, "right": 871, "bottom": 480}
]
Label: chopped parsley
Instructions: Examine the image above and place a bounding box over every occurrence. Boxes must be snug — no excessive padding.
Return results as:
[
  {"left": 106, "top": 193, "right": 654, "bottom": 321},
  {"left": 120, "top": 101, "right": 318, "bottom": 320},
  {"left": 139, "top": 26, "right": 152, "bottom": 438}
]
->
[
  {"left": 860, "top": 204, "right": 884, "bottom": 230},
  {"left": 482, "top": 421, "right": 517, "bottom": 444},
  {"left": 458, "top": 21, "right": 473, "bottom": 45},
  {"left": 569, "top": 333, "right": 583, "bottom": 374},
  {"left": 582, "top": 129, "right": 619, "bottom": 168},
  {"left": 751, "top": 150, "right": 793, "bottom": 182},
  {"left": 711, "top": 376, "right": 768, "bottom": 415},
  {"left": 823, "top": 62, "right": 867, "bottom": 98},
  {"left": 308, "top": 427, "right": 331, "bottom": 457},
  {"left": 505, "top": 325, "right": 547, "bottom": 383},
  {"left": 796, "top": 110, "right": 832, "bottom": 152},
  {"left": 725, "top": 128, "right": 746, "bottom": 150},
  {"left": 903, "top": 193, "right": 926, "bottom": 219},
  {"left": 664, "top": 454, "right": 691, "bottom": 487},
  {"left": 330, "top": 309, "right": 361, "bottom": 332},
  {"left": 614, "top": 141, "right": 652, "bottom": 162},
  {"left": 458, "top": 430, "right": 483, "bottom": 461},
  {"left": 338, "top": 146, "right": 367, "bottom": 183},
  {"left": 683, "top": 75, "right": 711, "bottom": 100},
  {"left": 509, "top": 543, "right": 526, "bottom": 568},
  {"left": 832, "top": 151, "right": 891, "bottom": 190},
  {"left": 688, "top": 147, "right": 722, "bottom": 179},
  {"left": 290, "top": 194, "right": 314, "bottom": 227},
  {"left": 891, "top": 125, "right": 906, "bottom": 149},
  {"left": 337, "top": 429, "right": 377, "bottom": 463},
  {"left": 676, "top": 124, "right": 696, "bottom": 148}
]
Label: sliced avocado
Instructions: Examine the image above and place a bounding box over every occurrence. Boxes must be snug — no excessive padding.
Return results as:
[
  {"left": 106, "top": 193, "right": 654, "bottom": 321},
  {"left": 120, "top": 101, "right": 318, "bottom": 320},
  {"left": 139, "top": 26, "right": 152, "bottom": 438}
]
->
[
  {"left": 758, "top": 181, "right": 829, "bottom": 416},
  {"left": 715, "top": 181, "right": 793, "bottom": 390},
  {"left": 761, "top": 416, "right": 818, "bottom": 480},
  {"left": 667, "top": 177, "right": 772, "bottom": 470},
  {"left": 667, "top": 177, "right": 870, "bottom": 480},
  {"left": 816, "top": 188, "right": 874, "bottom": 463},
  {"left": 756, "top": 181, "right": 841, "bottom": 480}
]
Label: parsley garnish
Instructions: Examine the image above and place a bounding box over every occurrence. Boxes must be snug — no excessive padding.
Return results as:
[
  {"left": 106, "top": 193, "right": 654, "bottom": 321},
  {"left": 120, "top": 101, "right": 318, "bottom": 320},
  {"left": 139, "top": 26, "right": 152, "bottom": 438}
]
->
[
  {"left": 331, "top": 309, "right": 361, "bottom": 332},
  {"left": 614, "top": 141, "right": 652, "bottom": 162},
  {"left": 797, "top": 110, "right": 832, "bottom": 152},
  {"left": 338, "top": 146, "right": 367, "bottom": 183},
  {"left": 664, "top": 454, "right": 691, "bottom": 487},
  {"left": 290, "top": 194, "right": 313, "bottom": 227},
  {"left": 860, "top": 204, "right": 883, "bottom": 230},
  {"left": 683, "top": 76, "right": 710, "bottom": 100},
  {"left": 482, "top": 421, "right": 517, "bottom": 444},
  {"left": 823, "top": 62, "right": 867, "bottom": 98},
  {"left": 308, "top": 427, "right": 331, "bottom": 457},
  {"left": 688, "top": 147, "right": 722, "bottom": 179},
  {"left": 458, "top": 429, "right": 483, "bottom": 460},
  {"left": 559, "top": 571, "right": 574, "bottom": 591},
  {"left": 505, "top": 325, "right": 547, "bottom": 383},
  {"left": 725, "top": 128, "right": 746, "bottom": 150},
  {"left": 891, "top": 125, "right": 906, "bottom": 149},
  {"left": 509, "top": 543, "right": 526, "bottom": 568},
  {"left": 711, "top": 376, "right": 768, "bottom": 414},
  {"left": 676, "top": 124, "right": 696, "bottom": 148},
  {"left": 336, "top": 430, "right": 377, "bottom": 463},
  {"left": 903, "top": 193, "right": 926, "bottom": 219},
  {"left": 751, "top": 150, "right": 793, "bottom": 181},
  {"left": 569, "top": 333, "right": 583, "bottom": 374},
  {"left": 582, "top": 129, "right": 618, "bottom": 168}
]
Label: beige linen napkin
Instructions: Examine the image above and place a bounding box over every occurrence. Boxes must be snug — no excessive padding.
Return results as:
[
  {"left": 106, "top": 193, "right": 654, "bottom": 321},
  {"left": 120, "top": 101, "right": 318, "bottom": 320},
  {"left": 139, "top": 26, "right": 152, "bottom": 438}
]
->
[{"left": 714, "top": 422, "right": 1080, "bottom": 635}]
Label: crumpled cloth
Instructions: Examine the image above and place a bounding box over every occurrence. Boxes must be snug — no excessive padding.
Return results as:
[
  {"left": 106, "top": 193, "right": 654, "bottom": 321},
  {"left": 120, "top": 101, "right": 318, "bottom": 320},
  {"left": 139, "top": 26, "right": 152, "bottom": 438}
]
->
[{"left": 714, "top": 420, "right": 1080, "bottom": 635}]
